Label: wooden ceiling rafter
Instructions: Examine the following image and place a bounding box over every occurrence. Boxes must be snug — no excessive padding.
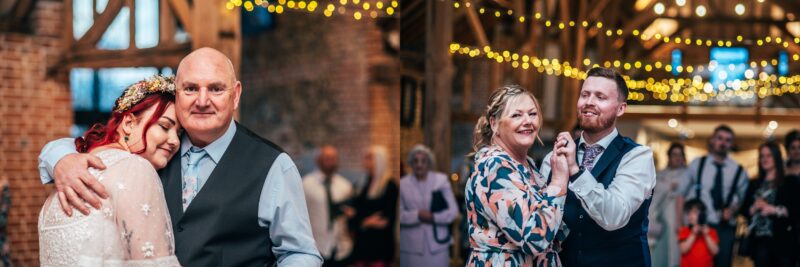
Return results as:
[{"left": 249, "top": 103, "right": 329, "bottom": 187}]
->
[
  {"left": 54, "top": 0, "right": 240, "bottom": 77},
  {"left": 0, "top": 0, "right": 36, "bottom": 32}
]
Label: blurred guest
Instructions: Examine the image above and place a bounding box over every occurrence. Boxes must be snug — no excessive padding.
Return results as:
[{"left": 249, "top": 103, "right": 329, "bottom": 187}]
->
[
  {"left": 679, "top": 199, "right": 719, "bottom": 267},
  {"left": 683, "top": 125, "right": 748, "bottom": 267},
  {"left": 304, "top": 145, "right": 354, "bottom": 267},
  {"left": 0, "top": 178, "right": 9, "bottom": 267},
  {"left": 399, "top": 144, "right": 458, "bottom": 267},
  {"left": 465, "top": 86, "right": 569, "bottom": 266},
  {"left": 649, "top": 143, "right": 688, "bottom": 267},
  {"left": 785, "top": 130, "right": 800, "bottom": 176},
  {"left": 348, "top": 145, "right": 398, "bottom": 267},
  {"left": 740, "top": 142, "right": 799, "bottom": 267}
]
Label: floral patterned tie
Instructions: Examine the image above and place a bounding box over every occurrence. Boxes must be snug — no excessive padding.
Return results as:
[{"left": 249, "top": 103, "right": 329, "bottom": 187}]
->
[
  {"left": 182, "top": 147, "right": 207, "bottom": 210},
  {"left": 580, "top": 143, "right": 605, "bottom": 171}
]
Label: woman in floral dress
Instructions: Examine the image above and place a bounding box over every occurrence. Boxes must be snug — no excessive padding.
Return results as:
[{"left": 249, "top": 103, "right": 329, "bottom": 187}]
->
[{"left": 465, "top": 85, "right": 571, "bottom": 267}]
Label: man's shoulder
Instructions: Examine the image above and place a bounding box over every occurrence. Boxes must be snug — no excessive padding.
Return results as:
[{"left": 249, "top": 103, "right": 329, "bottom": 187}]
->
[{"left": 234, "top": 123, "right": 285, "bottom": 153}]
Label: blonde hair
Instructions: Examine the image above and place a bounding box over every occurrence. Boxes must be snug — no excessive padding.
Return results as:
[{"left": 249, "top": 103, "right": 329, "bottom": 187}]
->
[
  {"left": 366, "top": 145, "right": 392, "bottom": 199},
  {"left": 473, "top": 85, "right": 543, "bottom": 151}
]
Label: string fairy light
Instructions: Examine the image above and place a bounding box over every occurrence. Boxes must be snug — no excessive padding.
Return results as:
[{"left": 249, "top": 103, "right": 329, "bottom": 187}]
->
[
  {"left": 228, "top": 0, "right": 398, "bottom": 19},
  {"left": 453, "top": 0, "right": 800, "bottom": 49},
  {"left": 449, "top": 42, "right": 800, "bottom": 103}
]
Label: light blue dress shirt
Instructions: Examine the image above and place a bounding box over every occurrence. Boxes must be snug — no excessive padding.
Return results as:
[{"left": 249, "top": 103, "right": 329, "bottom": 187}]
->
[{"left": 38, "top": 120, "right": 323, "bottom": 266}]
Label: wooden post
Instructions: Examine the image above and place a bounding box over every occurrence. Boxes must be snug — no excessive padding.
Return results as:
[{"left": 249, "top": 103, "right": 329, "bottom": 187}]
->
[
  {"left": 190, "top": 0, "right": 218, "bottom": 49},
  {"left": 424, "top": 0, "right": 453, "bottom": 173}
]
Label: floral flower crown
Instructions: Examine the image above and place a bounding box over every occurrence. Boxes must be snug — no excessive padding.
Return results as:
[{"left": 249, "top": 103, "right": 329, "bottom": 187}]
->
[{"left": 113, "top": 75, "right": 176, "bottom": 113}]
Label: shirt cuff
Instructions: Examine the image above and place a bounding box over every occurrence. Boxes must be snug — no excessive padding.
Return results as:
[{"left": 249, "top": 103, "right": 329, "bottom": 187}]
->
[
  {"left": 39, "top": 139, "right": 78, "bottom": 184},
  {"left": 568, "top": 170, "right": 596, "bottom": 199}
]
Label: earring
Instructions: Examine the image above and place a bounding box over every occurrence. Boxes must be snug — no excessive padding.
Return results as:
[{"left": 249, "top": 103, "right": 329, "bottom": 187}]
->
[{"left": 124, "top": 135, "right": 130, "bottom": 142}]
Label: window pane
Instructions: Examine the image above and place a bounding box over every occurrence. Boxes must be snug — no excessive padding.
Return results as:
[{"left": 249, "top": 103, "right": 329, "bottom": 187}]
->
[
  {"left": 73, "top": 0, "right": 93, "bottom": 39},
  {"left": 97, "top": 7, "right": 130, "bottom": 50},
  {"left": 135, "top": 0, "right": 159, "bottom": 48},
  {"left": 671, "top": 49, "right": 681, "bottom": 76},
  {"left": 70, "top": 68, "right": 95, "bottom": 111},
  {"left": 709, "top": 47, "right": 748, "bottom": 88},
  {"left": 96, "top": 0, "right": 108, "bottom": 13},
  {"left": 97, "top": 67, "right": 159, "bottom": 111}
]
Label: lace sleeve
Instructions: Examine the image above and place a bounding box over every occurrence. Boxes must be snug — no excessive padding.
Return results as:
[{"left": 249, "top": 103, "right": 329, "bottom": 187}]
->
[{"left": 102, "top": 156, "right": 180, "bottom": 266}]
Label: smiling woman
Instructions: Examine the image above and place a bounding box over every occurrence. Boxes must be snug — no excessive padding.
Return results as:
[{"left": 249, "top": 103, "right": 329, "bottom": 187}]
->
[
  {"left": 464, "top": 85, "right": 570, "bottom": 267},
  {"left": 38, "top": 75, "right": 181, "bottom": 267}
]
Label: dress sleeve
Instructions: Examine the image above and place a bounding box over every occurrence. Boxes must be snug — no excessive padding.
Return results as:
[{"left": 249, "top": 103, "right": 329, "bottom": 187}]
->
[
  {"left": 101, "top": 156, "right": 180, "bottom": 266},
  {"left": 476, "top": 156, "right": 566, "bottom": 256}
]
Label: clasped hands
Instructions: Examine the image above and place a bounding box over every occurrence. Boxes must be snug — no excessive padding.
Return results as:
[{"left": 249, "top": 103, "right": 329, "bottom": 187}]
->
[{"left": 548, "top": 132, "right": 580, "bottom": 197}]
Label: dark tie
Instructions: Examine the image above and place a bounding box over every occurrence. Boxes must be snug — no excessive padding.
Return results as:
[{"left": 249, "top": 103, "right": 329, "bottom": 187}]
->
[
  {"left": 324, "top": 176, "right": 336, "bottom": 230},
  {"left": 710, "top": 162, "right": 725, "bottom": 210},
  {"left": 581, "top": 143, "right": 605, "bottom": 171}
]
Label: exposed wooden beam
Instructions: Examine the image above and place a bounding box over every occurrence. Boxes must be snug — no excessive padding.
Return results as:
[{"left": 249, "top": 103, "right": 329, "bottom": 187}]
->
[
  {"left": 492, "top": 0, "right": 513, "bottom": 9},
  {"left": 658, "top": 15, "right": 798, "bottom": 25},
  {"left": 74, "top": 0, "right": 125, "bottom": 48},
  {"left": 191, "top": 0, "right": 218, "bottom": 48},
  {"left": 465, "top": 5, "right": 489, "bottom": 47},
  {"left": 168, "top": 0, "right": 193, "bottom": 34},
  {"left": 59, "top": 43, "right": 191, "bottom": 69},
  {"left": 0, "top": 0, "right": 35, "bottom": 31},
  {"left": 424, "top": 0, "right": 454, "bottom": 172},
  {"left": 160, "top": 0, "right": 177, "bottom": 45},
  {"left": 128, "top": 0, "right": 135, "bottom": 49},
  {"left": 587, "top": 0, "right": 612, "bottom": 22}
]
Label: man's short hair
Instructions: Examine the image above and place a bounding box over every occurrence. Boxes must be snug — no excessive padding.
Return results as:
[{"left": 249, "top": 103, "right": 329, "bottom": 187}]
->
[
  {"left": 586, "top": 67, "right": 628, "bottom": 102},
  {"left": 712, "top": 124, "right": 735, "bottom": 138},
  {"left": 785, "top": 129, "right": 800, "bottom": 151}
]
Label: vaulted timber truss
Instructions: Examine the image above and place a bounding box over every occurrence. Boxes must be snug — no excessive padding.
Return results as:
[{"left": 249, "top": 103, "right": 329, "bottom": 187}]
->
[{"left": 59, "top": 0, "right": 241, "bottom": 73}]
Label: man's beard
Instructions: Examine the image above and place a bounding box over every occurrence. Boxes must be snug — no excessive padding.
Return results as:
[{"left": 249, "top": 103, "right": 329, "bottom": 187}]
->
[{"left": 578, "top": 110, "right": 615, "bottom": 134}]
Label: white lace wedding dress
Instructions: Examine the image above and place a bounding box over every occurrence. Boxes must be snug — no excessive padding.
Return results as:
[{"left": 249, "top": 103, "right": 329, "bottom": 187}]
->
[{"left": 38, "top": 149, "right": 181, "bottom": 267}]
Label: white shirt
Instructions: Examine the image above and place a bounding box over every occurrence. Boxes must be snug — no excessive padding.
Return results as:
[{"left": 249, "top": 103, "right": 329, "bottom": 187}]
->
[
  {"left": 541, "top": 128, "right": 657, "bottom": 231},
  {"left": 682, "top": 155, "right": 748, "bottom": 225},
  {"left": 302, "top": 170, "right": 354, "bottom": 260}
]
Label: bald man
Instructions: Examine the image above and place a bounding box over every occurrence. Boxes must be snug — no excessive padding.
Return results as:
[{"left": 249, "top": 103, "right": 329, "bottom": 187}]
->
[
  {"left": 38, "top": 47, "right": 323, "bottom": 266},
  {"left": 302, "top": 146, "right": 354, "bottom": 267}
]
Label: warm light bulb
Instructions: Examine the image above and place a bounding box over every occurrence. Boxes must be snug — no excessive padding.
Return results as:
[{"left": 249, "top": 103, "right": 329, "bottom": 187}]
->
[
  {"left": 735, "top": 4, "right": 745, "bottom": 15},
  {"left": 696, "top": 5, "right": 706, "bottom": 17},
  {"left": 654, "top": 3, "right": 665, "bottom": 15},
  {"left": 676, "top": 0, "right": 686, "bottom": 6}
]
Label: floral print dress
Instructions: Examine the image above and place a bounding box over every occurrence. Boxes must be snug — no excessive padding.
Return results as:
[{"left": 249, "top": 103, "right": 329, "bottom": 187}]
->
[{"left": 465, "top": 146, "right": 568, "bottom": 267}]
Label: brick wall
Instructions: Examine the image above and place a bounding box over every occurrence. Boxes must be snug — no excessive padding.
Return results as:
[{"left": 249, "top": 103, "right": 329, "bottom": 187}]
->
[
  {"left": 0, "top": 1, "right": 70, "bottom": 265},
  {"left": 239, "top": 11, "right": 400, "bottom": 183}
]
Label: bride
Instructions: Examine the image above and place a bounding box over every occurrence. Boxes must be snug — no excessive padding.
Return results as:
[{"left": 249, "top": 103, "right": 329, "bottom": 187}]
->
[{"left": 38, "top": 75, "right": 181, "bottom": 266}]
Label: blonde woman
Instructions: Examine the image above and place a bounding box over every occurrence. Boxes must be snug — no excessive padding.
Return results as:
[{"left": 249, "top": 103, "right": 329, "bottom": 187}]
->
[{"left": 465, "top": 85, "right": 570, "bottom": 266}]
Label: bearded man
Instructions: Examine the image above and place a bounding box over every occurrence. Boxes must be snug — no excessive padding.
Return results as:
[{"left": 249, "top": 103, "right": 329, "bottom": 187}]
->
[{"left": 540, "top": 67, "right": 657, "bottom": 267}]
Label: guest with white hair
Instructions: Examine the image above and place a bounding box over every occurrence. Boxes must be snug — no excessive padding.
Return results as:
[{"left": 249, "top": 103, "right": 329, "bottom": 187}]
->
[{"left": 399, "top": 144, "right": 458, "bottom": 267}]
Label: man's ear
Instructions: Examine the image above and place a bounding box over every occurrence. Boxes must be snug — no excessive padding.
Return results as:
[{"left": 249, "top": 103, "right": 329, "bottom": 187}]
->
[{"left": 616, "top": 102, "right": 627, "bottom": 117}]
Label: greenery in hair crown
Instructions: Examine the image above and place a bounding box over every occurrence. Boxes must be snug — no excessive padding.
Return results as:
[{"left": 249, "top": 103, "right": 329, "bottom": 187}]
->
[{"left": 113, "top": 75, "right": 176, "bottom": 113}]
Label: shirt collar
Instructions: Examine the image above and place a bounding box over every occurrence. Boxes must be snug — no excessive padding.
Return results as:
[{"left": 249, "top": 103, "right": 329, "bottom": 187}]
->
[
  {"left": 578, "top": 128, "right": 618, "bottom": 150},
  {"left": 181, "top": 120, "right": 237, "bottom": 164}
]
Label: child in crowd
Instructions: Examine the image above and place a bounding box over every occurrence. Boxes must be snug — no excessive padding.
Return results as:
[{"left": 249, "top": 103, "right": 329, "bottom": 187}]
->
[{"left": 679, "top": 199, "right": 719, "bottom": 267}]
